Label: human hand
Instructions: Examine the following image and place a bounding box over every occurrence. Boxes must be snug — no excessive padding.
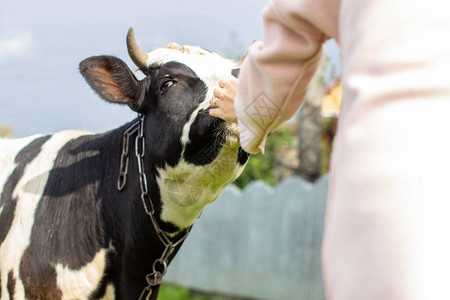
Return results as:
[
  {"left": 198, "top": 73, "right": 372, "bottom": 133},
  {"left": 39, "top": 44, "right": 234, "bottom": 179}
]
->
[{"left": 209, "top": 78, "right": 237, "bottom": 122}]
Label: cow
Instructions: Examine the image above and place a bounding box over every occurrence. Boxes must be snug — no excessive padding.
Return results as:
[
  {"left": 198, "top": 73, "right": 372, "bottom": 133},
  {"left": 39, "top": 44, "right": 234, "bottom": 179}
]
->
[{"left": 0, "top": 28, "right": 249, "bottom": 300}]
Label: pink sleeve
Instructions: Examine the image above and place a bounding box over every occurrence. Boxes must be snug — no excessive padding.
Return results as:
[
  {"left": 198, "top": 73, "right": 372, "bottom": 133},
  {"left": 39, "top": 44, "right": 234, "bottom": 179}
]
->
[{"left": 235, "top": 0, "right": 336, "bottom": 154}]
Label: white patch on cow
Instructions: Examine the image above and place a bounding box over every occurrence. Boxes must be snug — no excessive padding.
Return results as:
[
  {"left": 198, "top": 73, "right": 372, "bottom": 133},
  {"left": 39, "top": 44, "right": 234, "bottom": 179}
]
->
[
  {"left": 0, "top": 130, "right": 91, "bottom": 300},
  {"left": 55, "top": 248, "right": 108, "bottom": 300},
  {"left": 179, "top": 99, "right": 212, "bottom": 152},
  {"left": 102, "top": 283, "right": 115, "bottom": 300},
  {"left": 157, "top": 142, "right": 245, "bottom": 229},
  {"left": 146, "top": 45, "right": 237, "bottom": 89},
  {"left": 0, "top": 135, "right": 43, "bottom": 214}
]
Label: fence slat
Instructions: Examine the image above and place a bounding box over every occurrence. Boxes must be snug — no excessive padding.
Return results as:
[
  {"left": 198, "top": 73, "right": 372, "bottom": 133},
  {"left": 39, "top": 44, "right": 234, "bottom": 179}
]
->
[{"left": 165, "top": 176, "right": 329, "bottom": 300}]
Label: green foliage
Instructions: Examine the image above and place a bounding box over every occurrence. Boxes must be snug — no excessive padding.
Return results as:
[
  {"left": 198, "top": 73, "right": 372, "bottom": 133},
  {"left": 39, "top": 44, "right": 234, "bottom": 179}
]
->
[
  {"left": 159, "top": 285, "right": 203, "bottom": 300},
  {"left": 233, "top": 126, "right": 295, "bottom": 189},
  {"left": 159, "top": 284, "right": 243, "bottom": 300}
]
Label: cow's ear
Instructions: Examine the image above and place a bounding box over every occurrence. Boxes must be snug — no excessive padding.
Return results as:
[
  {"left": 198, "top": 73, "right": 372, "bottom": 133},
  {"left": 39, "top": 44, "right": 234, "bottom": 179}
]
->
[{"left": 79, "top": 56, "right": 144, "bottom": 112}]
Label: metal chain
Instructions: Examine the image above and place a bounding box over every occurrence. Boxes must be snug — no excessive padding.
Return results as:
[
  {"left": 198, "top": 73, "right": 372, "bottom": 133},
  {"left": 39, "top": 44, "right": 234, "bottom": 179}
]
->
[
  {"left": 118, "top": 114, "right": 192, "bottom": 300},
  {"left": 117, "top": 119, "right": 140, "bottom": 191}
]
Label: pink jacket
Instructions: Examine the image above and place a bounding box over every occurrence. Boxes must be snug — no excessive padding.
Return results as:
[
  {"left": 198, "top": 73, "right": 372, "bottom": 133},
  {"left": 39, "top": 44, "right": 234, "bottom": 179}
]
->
[
  {"left": 236, "top": 0, "right": 450, "bottom": 299},
  {"left": 235, "top": 0, "right": 339, "bottom": 154}
]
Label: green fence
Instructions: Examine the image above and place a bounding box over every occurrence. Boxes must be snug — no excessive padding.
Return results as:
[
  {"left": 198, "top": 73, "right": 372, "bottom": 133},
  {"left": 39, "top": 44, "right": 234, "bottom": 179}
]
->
[{"left": 165, "top": 176, "right": 329, "bottom": 300}]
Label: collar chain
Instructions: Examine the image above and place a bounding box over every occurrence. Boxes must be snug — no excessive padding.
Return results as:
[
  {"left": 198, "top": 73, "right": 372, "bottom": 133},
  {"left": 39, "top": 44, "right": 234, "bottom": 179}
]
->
[{"left": 117, "top": 114, "right": 192, "bottom": 300}]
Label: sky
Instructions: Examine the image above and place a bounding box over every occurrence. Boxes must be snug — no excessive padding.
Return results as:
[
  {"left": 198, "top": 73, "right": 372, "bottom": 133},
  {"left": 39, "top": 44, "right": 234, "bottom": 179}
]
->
[{"left": 0, "top": 0, "right": 341, "bottom": 138}]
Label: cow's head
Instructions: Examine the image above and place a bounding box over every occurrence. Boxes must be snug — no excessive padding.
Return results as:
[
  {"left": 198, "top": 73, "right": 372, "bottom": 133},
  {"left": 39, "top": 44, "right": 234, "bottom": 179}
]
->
[{"left": 79, "top": 28, "right": 249, "bottom": 231}]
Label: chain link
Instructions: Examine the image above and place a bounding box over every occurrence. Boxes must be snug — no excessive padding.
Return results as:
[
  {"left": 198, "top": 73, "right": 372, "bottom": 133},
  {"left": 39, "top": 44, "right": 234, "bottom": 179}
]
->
[
  {"left": 117, "top": 119, "right": 140, "bottom": 191},
  {"left": 138, "top": 286, "right": 152, "bottom": 300},
  {"left": 118, "top": 114, "right": 192, "bottom": 300}
]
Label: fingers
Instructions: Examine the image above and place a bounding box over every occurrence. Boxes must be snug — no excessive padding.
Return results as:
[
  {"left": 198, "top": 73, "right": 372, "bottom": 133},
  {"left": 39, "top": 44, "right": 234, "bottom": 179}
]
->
[
  {"left": 213, "top": 87, "right": 222, "bottom": 99},
  {"left": 218, "top": 78, "right": 237, "bottom": 89},
  {"left": 208, "top": 77, "right": 238, "bottom": 122},
  {"left": 210, "top": 97, "right": 220, "bottom": 107},
  {"left": 208, "top": 95, "right": 237, "bottom": 122},
  {"left": 208, "top": 108, "right": 221, "bottom": 118},
  {"left": 208, "top": 107, "right": 237, "bottom": 123},
  {"left": 213, "top": 78, "right": 237, "bottom": 102}
]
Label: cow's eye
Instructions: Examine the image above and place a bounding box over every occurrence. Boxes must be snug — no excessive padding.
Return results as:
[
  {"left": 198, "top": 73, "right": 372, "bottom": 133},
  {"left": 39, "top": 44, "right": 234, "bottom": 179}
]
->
[{"left": 161, "top": 80, "right": 175, "bottom": 91}]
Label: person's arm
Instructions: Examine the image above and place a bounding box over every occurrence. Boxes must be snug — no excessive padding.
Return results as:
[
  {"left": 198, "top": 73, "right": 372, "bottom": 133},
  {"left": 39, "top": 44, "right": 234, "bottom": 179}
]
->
[{"left": 235, "top": 0, "right": 335, "bottom": 154}]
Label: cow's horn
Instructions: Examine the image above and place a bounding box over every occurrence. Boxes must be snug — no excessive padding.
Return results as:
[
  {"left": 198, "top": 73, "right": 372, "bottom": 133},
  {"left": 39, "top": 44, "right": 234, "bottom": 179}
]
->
[{"left": 126, "top": 27, "right": 149, "bottom": 68}]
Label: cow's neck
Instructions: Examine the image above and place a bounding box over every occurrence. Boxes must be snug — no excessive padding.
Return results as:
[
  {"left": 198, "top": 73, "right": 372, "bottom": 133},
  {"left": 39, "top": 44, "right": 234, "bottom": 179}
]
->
[
  {"left": 98, "top": 121, "right": 171, "bottom": 240},
  {"left": 92, "top": 122, "right": 176, "bottom": 299}
]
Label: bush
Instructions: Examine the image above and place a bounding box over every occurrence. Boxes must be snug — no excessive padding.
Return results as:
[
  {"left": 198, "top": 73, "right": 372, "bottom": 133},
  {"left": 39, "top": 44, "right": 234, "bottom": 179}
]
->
[{"left": 233, "top": 127, "right": 295, "bottom": 189}]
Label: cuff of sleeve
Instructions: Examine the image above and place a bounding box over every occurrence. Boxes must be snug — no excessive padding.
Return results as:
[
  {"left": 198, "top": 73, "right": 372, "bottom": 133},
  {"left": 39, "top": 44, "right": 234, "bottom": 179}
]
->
[
  {"left": 237, "top": 119, "right": 267, "bottom": 154},
  {"left": 235, "top": 97, "right": 268, "bottom": 154}
]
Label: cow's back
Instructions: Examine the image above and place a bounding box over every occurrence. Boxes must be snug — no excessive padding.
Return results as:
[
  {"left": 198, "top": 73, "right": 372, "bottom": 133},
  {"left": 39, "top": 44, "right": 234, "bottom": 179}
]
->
[{"left": 0, "top": 135, "right": 45, "bottom": 199}]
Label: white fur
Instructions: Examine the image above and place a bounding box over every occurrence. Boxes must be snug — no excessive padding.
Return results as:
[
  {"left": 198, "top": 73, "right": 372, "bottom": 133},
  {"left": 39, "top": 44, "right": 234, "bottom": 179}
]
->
[
  {"left": 179, "top": 99, "right": 211, "bottom": 154},
  {"left": 55, "top": 248, "right": 108, "bottom": 300},
  {"left": 157, "top": 143, "right": 245, "bottom": 229},
  {"left": 0, "top": 130, "right": 90, "bottom": 299},
  {"left": 145, "top": 46, "right": 237, "bottom": 89},
  {"left": 102, "top": 284, "right": 115, "bottom": 300},
  {"left": 0, "top": 135, "right": 43, "bottom": 216}
]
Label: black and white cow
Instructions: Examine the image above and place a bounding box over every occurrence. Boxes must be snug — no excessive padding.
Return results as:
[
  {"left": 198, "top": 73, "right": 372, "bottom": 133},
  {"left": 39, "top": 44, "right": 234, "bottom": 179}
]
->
[{"left": 0, "top": 28, "right": 248, "bottom": 300}]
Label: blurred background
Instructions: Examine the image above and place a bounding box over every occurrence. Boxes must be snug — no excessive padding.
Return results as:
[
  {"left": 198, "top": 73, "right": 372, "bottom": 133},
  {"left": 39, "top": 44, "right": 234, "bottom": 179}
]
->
[{"left": 1, "top": 0, "right": 342, "bottom": 299}]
